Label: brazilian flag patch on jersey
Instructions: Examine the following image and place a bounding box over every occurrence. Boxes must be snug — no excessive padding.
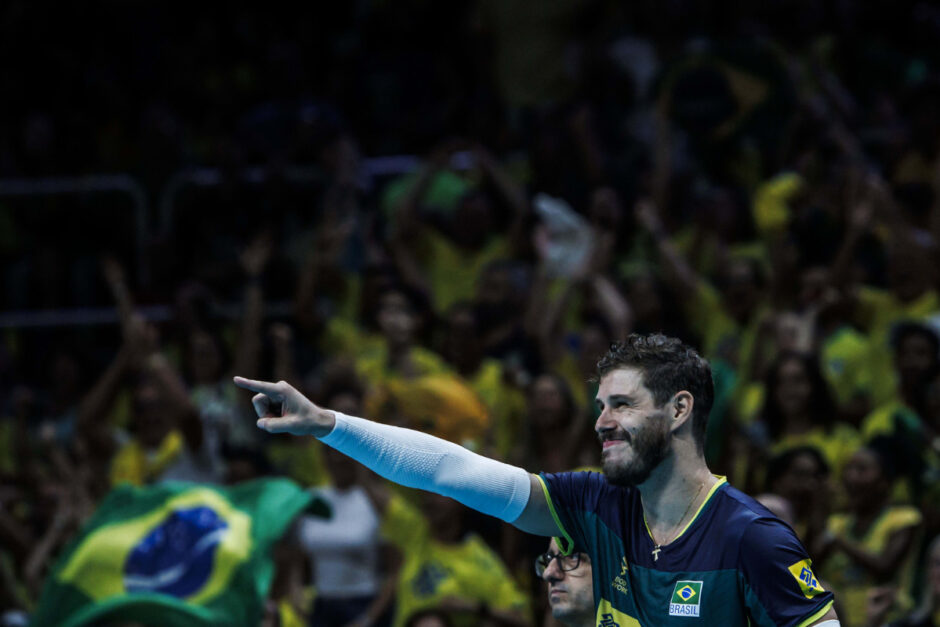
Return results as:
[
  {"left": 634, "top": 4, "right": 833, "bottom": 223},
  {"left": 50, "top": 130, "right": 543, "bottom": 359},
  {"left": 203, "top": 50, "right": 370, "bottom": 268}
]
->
[
  {"left": 669, "top": 580, "right": 703, "bottom": 617},
  {"left": 788, "top": 559, "right": 825, "bottom": 598}
]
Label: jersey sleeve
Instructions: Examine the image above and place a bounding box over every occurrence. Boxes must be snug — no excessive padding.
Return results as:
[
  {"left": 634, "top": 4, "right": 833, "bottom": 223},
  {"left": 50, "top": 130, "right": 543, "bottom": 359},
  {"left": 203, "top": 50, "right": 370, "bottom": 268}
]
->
[
  {"left": 738, "top": 517, "right": 834, "bottom": 627},
  {"left": 538, "top": 471, "right": 614, "bottom": 555}
]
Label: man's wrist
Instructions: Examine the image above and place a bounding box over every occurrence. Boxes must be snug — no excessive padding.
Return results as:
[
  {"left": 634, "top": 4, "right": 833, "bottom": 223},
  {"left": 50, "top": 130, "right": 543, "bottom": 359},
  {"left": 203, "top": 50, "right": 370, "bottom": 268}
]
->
[{"left": 311, "top": 409, "right": 338, "bottom": 438}]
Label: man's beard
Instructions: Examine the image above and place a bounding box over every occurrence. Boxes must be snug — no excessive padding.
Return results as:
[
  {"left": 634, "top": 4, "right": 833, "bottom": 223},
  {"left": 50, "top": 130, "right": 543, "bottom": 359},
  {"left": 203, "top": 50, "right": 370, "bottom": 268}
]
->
[{"left": 603, "top": 417, "right": 672, "bottom": 486}]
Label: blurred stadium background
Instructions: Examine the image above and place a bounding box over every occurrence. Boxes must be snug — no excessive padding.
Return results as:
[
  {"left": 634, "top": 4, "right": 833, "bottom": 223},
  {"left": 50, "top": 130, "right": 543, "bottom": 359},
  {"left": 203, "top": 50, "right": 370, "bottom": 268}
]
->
[{"left": 2, "top": 2, "right": 940, "bottom": 626}]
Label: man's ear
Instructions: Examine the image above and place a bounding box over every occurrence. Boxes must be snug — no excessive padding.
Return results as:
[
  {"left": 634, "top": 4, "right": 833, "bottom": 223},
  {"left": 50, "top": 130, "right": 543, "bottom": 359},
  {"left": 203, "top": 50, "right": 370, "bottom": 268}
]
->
[{"left": 670, "top": 391, "right": 694, "bottom": 432}]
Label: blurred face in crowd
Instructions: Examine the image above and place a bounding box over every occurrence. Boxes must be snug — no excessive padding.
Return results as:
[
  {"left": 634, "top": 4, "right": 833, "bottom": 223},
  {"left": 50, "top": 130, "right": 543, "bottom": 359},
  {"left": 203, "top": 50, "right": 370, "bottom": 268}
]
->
[
  {"left": 720, "top": 259, "right": 761, "bottom": 324},
  {"left": 420, "top": 491, "right": 464, "bottom": 543},
  {"left": 627, "top": 274, "right": 665, "bottom": 330},
  {"left": 475, "top": 264, "right": 516, "bottom": 326},
  {"left": 773, "top": 357, "right": 812, "bottom": 420},
  {"left": 328, "top": 391, "right": 362, "bottom": 417},
  {"left": 188, "top": 329, "right": 223, "bottom": 384},
  {"left": 595, "top": 368, "right": 672, "bottom": 487},
  {"left": 589, "top": 187, "right": 623, "bottom": 232},
  {"left": 530, "top": 374, "right": 570, "bottom": 429},
  {"left": 842, "top": 448, "right": 889, "bottom": 512},
  {"left": 798, "top": 266, "right": 830, "bottom": 310},
  {"left": 894, "top": 331, "right": 938, "bottom": 387},
  {"left": 453, "top": 191, "right": 494, "bottom": 249},
  {"left": 578, "top": 322, "right": 609, "bottom": 374},
  {"left": 443, "top": 305, "right": 481, "bottom": 372},
  {"left": 772, "top": 450, "right": 826, "bottom": 507},
  {"left": 359, "top": 266, "right": 397, "bottom": 326},
  {"left": 133, "top": 383, "right": 173, "bottom": 449},
  {"left": 323, "top": 445, "right": 359, "bottom": 490},
  {"left": 888, "top": 247, "right": 932, "bottom": 302},
  {"left": 377, "top": 290, "right": 418, "bottom": 349},
  {"left": 540, "top": 538, "right": 594, "bottom": 627}
]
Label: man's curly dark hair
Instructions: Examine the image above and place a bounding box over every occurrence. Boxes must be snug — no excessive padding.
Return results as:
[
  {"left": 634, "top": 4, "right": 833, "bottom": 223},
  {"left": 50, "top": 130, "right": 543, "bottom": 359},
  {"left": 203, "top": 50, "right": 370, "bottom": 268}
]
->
[{"left": 596, "top": 333, "right": 714, "bottom": 451}]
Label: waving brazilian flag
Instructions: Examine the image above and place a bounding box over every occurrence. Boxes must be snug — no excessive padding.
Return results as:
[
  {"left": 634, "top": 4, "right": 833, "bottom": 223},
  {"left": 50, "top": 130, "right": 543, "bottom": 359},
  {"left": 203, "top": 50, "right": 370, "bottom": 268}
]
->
[{"left": 30, "top": 478, "right": 326, "bottom": 627}]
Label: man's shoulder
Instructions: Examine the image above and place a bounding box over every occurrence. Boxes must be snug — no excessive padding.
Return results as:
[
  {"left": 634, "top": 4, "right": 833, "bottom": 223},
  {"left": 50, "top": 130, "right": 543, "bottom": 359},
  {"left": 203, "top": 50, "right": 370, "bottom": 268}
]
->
[
  {"left": 714, "top": 483, "right": 770, "bottom": 516},
  {"left": 710, "top": 485, "right": 813, "bottom": 570},
  {"left": 539, "top": 470, "right": 639, "bottom": 518},
  {"left": 540, "top": 470, "right": 631, "bottom": 495},
  {"left": 708, "top": 483, "right": 796, "bottom": 542}
]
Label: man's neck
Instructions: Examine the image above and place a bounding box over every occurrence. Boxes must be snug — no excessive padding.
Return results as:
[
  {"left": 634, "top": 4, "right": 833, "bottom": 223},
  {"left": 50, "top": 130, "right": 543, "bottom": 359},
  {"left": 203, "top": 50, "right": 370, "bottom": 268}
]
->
[{"left": 638, "top": 450, "right": 715, "bottom": 529}]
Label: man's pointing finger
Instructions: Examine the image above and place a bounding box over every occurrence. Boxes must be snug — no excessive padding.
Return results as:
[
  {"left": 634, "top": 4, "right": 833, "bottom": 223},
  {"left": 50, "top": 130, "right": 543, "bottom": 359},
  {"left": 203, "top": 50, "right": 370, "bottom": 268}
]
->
[{"left": 233, "top": 376, "right": 279, "bottom": 395}]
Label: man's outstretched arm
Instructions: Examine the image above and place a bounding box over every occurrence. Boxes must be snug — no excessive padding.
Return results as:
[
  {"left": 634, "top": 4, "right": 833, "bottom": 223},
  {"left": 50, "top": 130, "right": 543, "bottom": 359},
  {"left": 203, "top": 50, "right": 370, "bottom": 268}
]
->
[{"left": 233, "top": 377, "right": 560, "bottom": 536}]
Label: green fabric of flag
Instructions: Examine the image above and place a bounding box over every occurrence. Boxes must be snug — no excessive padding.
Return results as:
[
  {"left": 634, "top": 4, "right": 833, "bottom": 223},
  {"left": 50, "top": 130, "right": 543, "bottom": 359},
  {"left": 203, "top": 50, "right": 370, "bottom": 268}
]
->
[{"left": 30, "top": 478, "right": 327, "bottom": 627}]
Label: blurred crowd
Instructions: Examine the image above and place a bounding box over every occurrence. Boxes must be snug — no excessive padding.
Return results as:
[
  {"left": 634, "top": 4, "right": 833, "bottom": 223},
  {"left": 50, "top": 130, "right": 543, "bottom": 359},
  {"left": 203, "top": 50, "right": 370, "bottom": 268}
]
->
[{"left": 3, "top": 2, "right": 940, "bottom": 626}]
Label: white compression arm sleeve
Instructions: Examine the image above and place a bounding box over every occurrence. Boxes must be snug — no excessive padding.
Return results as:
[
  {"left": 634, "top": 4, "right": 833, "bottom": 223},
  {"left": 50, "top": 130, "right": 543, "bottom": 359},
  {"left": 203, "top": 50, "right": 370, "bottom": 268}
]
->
[{"left": 320, "top": 412, "right": 531, "bottom": 523}]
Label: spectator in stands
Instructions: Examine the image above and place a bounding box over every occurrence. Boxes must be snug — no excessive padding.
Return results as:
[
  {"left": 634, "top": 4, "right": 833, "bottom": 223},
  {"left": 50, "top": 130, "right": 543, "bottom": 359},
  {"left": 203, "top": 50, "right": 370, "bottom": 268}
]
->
[
  {"left": 513, "top": 373, "right": 593, "bottom": 473},
  {"left": 866, "top": 534, "right": 940, "bottom": 627},
  {"left": 817, "top": 438, "right": 924, "bottom": 626},
  {"left": 753, "top": 352, "right": 859, "bottom": 482},
  {"left": 634, "top": 197, "right": 771, "bottom": 371},
  {"left": 9, "top": 3, "right": 940, "bottom": 620},
  {"left": 295, "top": 445, "right": 397, "bottom": 627},
  {"left": 536, "top": 538, "right": 594, "bottom": 627},
  {"left": 830, "top": 181, "right": 940, "bottom": 409},
  {"left": 182, "top": 234, "right": 273, "bottom": 458},
  {"left": 75, "top": 315, "right": 216, "bottom": 486},
  {"left": 763, "top": 446, "right": 832, "bottom": 547},
  {"left": 439, "top": 301, "right": 527, "bottom": 458},
  {"left": 387, "top": 142, "right": 527, "bottom": 316},
  {"left": 859, "top": 322, "right": 940, "bottom": 500},
  {"left": 384, "top": 491, "right": 530, "bottom": 627}
]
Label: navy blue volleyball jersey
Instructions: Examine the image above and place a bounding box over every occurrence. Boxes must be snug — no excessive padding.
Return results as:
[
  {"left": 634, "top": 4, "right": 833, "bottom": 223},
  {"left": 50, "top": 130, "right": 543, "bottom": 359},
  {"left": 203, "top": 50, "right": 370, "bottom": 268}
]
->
[{"left": 539, "top": 472, "right": 834, "bottom": 626}]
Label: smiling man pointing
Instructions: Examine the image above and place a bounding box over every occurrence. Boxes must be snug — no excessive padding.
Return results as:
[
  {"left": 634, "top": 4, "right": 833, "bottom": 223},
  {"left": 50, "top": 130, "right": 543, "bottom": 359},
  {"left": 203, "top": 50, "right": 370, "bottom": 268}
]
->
[{"left": 236, "top": 332, "right": 840, "bottom": 626}]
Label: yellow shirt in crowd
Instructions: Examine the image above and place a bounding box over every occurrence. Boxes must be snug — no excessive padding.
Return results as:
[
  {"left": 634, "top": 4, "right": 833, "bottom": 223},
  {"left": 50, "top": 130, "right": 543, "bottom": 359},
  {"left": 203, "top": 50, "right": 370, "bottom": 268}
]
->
[
  {"left": 422, "top": 229, "right": 510, "bottom": 314},
  {"left": 109, "top": 430, "right": 184, "bottom": 486},
  {"left": 820, "top": 505, "right": 922, "bottom": 627},
  {"left": 381, "top": 495, "right": 530, "bottom": 627},
  {"left": 855, "top": 286, "right": 940, "bottom": 406}
]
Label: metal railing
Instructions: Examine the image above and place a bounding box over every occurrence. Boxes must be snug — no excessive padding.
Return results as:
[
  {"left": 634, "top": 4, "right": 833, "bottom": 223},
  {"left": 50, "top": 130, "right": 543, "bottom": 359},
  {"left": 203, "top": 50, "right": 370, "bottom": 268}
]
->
[
  {"left": 0, "top": 174, "right": 150, "bottom": 287},
  {"left": 0, "top": 154, "right": 434, "bottom": 329}
]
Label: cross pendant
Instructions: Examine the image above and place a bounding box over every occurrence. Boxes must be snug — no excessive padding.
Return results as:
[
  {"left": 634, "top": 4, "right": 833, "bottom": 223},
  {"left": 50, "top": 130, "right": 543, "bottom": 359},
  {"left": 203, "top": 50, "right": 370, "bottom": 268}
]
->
[{"left": 651, "top": 546, "right": 662, "bottom": 561}]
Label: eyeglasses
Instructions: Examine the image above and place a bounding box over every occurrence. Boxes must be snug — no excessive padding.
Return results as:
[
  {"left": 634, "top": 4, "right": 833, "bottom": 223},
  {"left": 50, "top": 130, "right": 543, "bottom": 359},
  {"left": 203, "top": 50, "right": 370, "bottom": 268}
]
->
[{"left": 534, "top": 552, "right": 583, "bottom": 577}]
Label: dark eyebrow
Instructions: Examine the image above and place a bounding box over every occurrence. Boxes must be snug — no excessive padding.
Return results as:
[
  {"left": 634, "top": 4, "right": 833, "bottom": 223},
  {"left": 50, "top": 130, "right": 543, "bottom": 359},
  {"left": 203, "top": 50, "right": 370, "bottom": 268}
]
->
[
  {"left": 608, "top": 394, "right": 634, "bottom": 404},
  {"left": 595, "top": 394, "right": 634, "bottom": 408}
]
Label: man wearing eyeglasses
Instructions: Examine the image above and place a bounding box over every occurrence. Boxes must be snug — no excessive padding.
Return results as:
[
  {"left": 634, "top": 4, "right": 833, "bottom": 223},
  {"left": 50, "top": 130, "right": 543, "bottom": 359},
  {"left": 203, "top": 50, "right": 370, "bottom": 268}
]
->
[
  {"left": 237, "top": 333, "right": 840, "bottom": 626},
  {"left": 537, "top": 539, "right": 594, "bottom": 627}
]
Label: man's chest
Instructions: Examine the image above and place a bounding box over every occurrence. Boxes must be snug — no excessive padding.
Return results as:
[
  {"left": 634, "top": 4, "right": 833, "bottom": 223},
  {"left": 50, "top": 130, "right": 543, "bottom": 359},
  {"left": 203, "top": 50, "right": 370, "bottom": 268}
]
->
[{"left": 591, "top": 553, "right": 747, "bottom": 626}]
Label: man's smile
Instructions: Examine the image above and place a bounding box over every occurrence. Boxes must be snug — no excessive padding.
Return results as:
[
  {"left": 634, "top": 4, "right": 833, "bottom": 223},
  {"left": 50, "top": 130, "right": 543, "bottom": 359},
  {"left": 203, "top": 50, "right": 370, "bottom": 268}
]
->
[{"left": 599, "top": 430, "right": 630, "bottom": 450}]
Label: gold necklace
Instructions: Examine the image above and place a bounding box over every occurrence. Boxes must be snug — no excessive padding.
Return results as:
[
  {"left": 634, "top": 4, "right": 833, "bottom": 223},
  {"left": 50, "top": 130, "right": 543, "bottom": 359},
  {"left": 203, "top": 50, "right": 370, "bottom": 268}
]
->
[{"left": 650, "top": 480, "right": 706, "bottom": 562}]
